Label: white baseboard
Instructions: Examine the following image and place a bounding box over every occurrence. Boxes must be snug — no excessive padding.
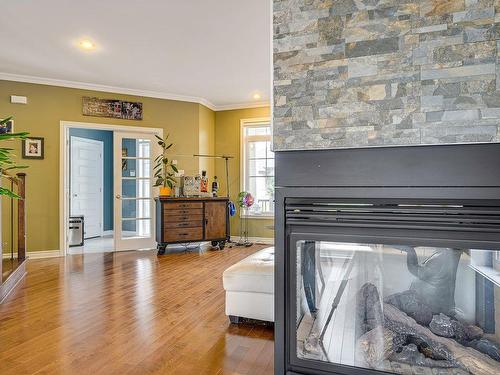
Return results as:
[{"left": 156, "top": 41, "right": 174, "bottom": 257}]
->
[
  {"left": 103, "top": 230, "right": 113, "bottom": 236},
  {"left": 3, "top": 250, "right": 62, "bottom": 259},
  {"left": 230, "top": 236, "right": 274, "bottom": 245}
]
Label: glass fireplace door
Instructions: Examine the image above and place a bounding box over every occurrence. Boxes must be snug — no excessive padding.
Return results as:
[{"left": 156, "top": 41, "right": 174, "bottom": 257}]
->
[{"left": 291, "top": 238, "right": 500, "bottom": 375}]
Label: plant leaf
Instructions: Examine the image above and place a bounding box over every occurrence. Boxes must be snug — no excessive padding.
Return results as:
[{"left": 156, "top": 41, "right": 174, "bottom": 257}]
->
[
  {"left": 0, "top": 186, "right": 21, "bottom": 199},
  {"left": 0, "top": 116, "right": 13, "bottom": 125}
]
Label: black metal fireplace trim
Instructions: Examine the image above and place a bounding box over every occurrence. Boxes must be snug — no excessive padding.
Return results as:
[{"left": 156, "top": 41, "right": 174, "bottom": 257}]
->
[
  {"left": 274, "top": 144, "right": 500, "bottom": 375},
  {"left": 275, "top": 143, "right": 500, "bottom": 188},
  {"left": 287, "top": 231, "right": 498, "bottom": 375}
]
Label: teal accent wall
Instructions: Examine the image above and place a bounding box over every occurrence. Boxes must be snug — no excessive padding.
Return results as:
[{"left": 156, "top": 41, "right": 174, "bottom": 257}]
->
[{"left": 69, "top": 128, "right": 114, "bottom": 231}]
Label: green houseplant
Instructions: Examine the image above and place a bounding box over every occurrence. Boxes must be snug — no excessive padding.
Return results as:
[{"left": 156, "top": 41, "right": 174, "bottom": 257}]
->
[
  {"left": 153, "top": 134, "right": 178, "bottom": 196},
  {"left": 0, "top": 116, "right": 28, "bottom": 198}
]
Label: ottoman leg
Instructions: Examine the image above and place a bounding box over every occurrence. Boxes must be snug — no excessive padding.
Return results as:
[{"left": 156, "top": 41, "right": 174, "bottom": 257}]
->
[{"left": 229, "top": 315, "right": 241, "bottom": 324}]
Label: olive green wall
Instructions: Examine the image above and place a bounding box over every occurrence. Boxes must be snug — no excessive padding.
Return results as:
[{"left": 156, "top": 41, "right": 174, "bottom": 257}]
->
[
  {"left": 0, "top": 80, "right": 211, "bottom": 253},
  {"left": 214, "top": 107, "right": 273, "bottom": 239},
  {"left": 198, "top": 104, "right": 215, "bottom": 180}
]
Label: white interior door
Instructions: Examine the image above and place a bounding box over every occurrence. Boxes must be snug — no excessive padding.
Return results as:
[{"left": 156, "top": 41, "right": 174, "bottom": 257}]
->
[
  {"left": 70, "top": 136, "right": 104, "bottom": 239},
  {"left": 114, "top": 132, "right": 156, "bottom": 251}
]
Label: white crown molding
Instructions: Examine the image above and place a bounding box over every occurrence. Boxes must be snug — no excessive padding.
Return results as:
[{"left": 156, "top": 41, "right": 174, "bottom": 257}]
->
[
  {"left": 0, "top": 72, "right": 270, "bottom": 112},
  {"left": 215, "top": 101, "right": 270, "bottom": 111},
  {"left": 0, "top": 72, "right": 217, "bottom": 110}
]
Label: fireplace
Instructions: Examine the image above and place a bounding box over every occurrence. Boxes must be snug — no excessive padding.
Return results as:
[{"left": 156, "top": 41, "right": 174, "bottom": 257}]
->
[{"left": 274, "top": 144, "right": 500, "bottom": 375}]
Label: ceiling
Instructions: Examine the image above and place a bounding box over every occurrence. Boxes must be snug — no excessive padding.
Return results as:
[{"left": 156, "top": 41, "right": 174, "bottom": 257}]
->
[{"left": 0, "top": 0, "right": 271, "bottom": 110}]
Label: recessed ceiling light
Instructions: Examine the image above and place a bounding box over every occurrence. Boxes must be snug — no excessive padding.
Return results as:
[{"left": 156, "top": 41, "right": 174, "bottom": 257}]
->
[
  {"left": 253, "top": 93, "right": 261, "bottom": 100},
  {"left": 79, "top": 39, "right": 96, "bottom": 50}
]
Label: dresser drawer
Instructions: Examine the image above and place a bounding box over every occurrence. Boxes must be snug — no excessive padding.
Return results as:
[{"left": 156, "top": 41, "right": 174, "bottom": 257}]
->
[
  {"left": 164, "top": 220, "right": 203, "bottom": 229},
  {"left": 164, "top": 227, "right": 203, "bottom": 242},
  {"left": 164, "top": 214, "right": 203, "bottom": 223},
  {"left": 163, "top": 208, "right": 203, "bottom": 216},
  {"left": 163, "top": 202, "right": 203, "bottom": 210}
]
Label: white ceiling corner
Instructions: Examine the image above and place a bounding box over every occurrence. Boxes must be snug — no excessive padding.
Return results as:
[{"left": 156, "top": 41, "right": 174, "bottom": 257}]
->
[{"left": 0, "top": 0, "right": 271, "bottom": 111}]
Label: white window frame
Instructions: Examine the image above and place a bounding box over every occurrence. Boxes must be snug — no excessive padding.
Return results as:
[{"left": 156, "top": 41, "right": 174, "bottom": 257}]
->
[{"left": 240, "top": 117, "right": 274, "bottom": 219}]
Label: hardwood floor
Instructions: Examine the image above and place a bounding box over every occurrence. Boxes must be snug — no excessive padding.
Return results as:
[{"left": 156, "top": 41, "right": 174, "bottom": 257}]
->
[
  {"left": 2, "top": 257, "right": 22, "bottom": 282},
  {"left": 0, "top": 245, "right": 274, "bottom": 375}
]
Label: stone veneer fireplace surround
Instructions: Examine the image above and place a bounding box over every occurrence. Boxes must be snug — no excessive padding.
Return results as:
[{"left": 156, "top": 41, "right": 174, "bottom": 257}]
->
[
  {"left": 273, "top": 1, "right": 500, "bottom": 374},
  {"left": 273, "top": 0, "right": 500, "bottom": 151}
]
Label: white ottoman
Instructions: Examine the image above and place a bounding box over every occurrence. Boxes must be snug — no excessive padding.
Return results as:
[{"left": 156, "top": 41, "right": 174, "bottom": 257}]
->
[{"left": 222, "top": 247, "right": 274, "bottom": 323}]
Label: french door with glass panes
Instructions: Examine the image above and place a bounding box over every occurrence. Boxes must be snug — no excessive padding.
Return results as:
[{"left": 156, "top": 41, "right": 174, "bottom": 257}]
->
[{"left": 114, "top": 132, "right": 157, "bottom": 251}]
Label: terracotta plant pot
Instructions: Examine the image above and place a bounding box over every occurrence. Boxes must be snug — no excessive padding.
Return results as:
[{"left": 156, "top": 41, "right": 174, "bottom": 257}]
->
[{"left": 159, "top": 187, "right": 172, "bottom": 197}]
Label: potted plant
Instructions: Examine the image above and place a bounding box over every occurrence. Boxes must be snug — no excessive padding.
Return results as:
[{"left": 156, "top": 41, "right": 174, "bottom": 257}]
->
[
  {"left": 153, "top": 134, "right": 178, "bottom": 197},
  {"left": 0, "top": 116, "right": 28, "bottom": 198}
]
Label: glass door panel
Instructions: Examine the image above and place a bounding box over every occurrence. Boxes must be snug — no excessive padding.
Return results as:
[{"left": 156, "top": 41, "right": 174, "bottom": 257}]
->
[
  {"left": 114, "top": 132, "right": 157, "bottom": 251},
  {"left": 293, "top": 240, "right": 500, "bottom": 375}
]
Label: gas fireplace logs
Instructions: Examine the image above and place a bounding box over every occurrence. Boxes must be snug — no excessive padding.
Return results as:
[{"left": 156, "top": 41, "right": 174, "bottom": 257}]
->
[{"left": 354, "top": 283, "right": 500, "bottom": 375}]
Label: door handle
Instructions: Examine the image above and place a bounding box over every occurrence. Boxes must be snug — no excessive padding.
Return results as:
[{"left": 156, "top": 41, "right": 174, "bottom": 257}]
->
[{"left": 116, "top": 194, "right": 121, "bottom": 199}]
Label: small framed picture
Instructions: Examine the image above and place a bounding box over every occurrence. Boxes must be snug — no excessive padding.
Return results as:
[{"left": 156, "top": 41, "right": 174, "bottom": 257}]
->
[
  {"left": 0, "top": 118, "right": 14, "bottom": 134},
  {"left": 22, "top": 137, "right": 44, "bottom": 159}
]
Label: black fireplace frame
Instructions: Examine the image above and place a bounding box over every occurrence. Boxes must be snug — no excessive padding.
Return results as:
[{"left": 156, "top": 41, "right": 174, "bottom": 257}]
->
[{"left": 274, "top": 143, "right": 500, "bottom": 375}]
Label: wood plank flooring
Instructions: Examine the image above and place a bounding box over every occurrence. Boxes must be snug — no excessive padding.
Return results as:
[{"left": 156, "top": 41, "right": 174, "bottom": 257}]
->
[
  {"left": 0, "top": 245, "right": 274, "bottom": 375},
  {"left": 2, "top": 257, "right": 22, "bottom": 282}
]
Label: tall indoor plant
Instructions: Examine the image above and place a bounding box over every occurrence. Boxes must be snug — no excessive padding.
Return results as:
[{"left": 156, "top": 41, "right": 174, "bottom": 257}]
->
[
  {"left": 153, "top": 134, "right": 178, "bottom": 197},
  {"left": 0, "top": 116, "right": 28, "bottom": 198}
]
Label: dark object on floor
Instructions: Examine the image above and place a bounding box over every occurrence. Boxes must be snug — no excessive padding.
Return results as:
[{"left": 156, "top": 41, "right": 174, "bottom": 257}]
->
[
  {"left": 157, "top": 244, "right": 166, "bottom": 255},
  {"left": 467, "top": 339, "right": 500, "bottom": 361},
  {"left": 211, "top": 240, "right": 226, "bottom": 250},
  {"left": 385, "top": 290, "right": 433, "bottom": 326}
]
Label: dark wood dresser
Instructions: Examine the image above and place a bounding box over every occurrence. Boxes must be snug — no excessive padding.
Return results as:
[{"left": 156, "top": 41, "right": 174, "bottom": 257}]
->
[{"left": 155, "top": 197, "right": 229, "bottom": 254}]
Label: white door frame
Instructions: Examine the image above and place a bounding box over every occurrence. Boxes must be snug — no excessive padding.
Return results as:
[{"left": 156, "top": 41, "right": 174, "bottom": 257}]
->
[
  {"left": 60, "top": 121, "right": 163, "bottom": 256},
  {"left": 70, "top": 136, "right": 104, "bottom": 238}
]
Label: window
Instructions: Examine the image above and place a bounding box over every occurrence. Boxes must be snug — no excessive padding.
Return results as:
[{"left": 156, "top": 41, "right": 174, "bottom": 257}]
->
[{"left": 241, "top": 119, "right": 274, "bottom": 217}]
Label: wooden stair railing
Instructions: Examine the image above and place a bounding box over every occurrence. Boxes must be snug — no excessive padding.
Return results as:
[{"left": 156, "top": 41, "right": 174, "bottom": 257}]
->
[
  {"left": 4, "top": 172, "right": 26, "bottom": 261},
  {"left": 16, "top": 173, "right": 26, "bottom": 261},
  {"left": 0, "top": 172, "right": 27, "bottom": 302}
]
